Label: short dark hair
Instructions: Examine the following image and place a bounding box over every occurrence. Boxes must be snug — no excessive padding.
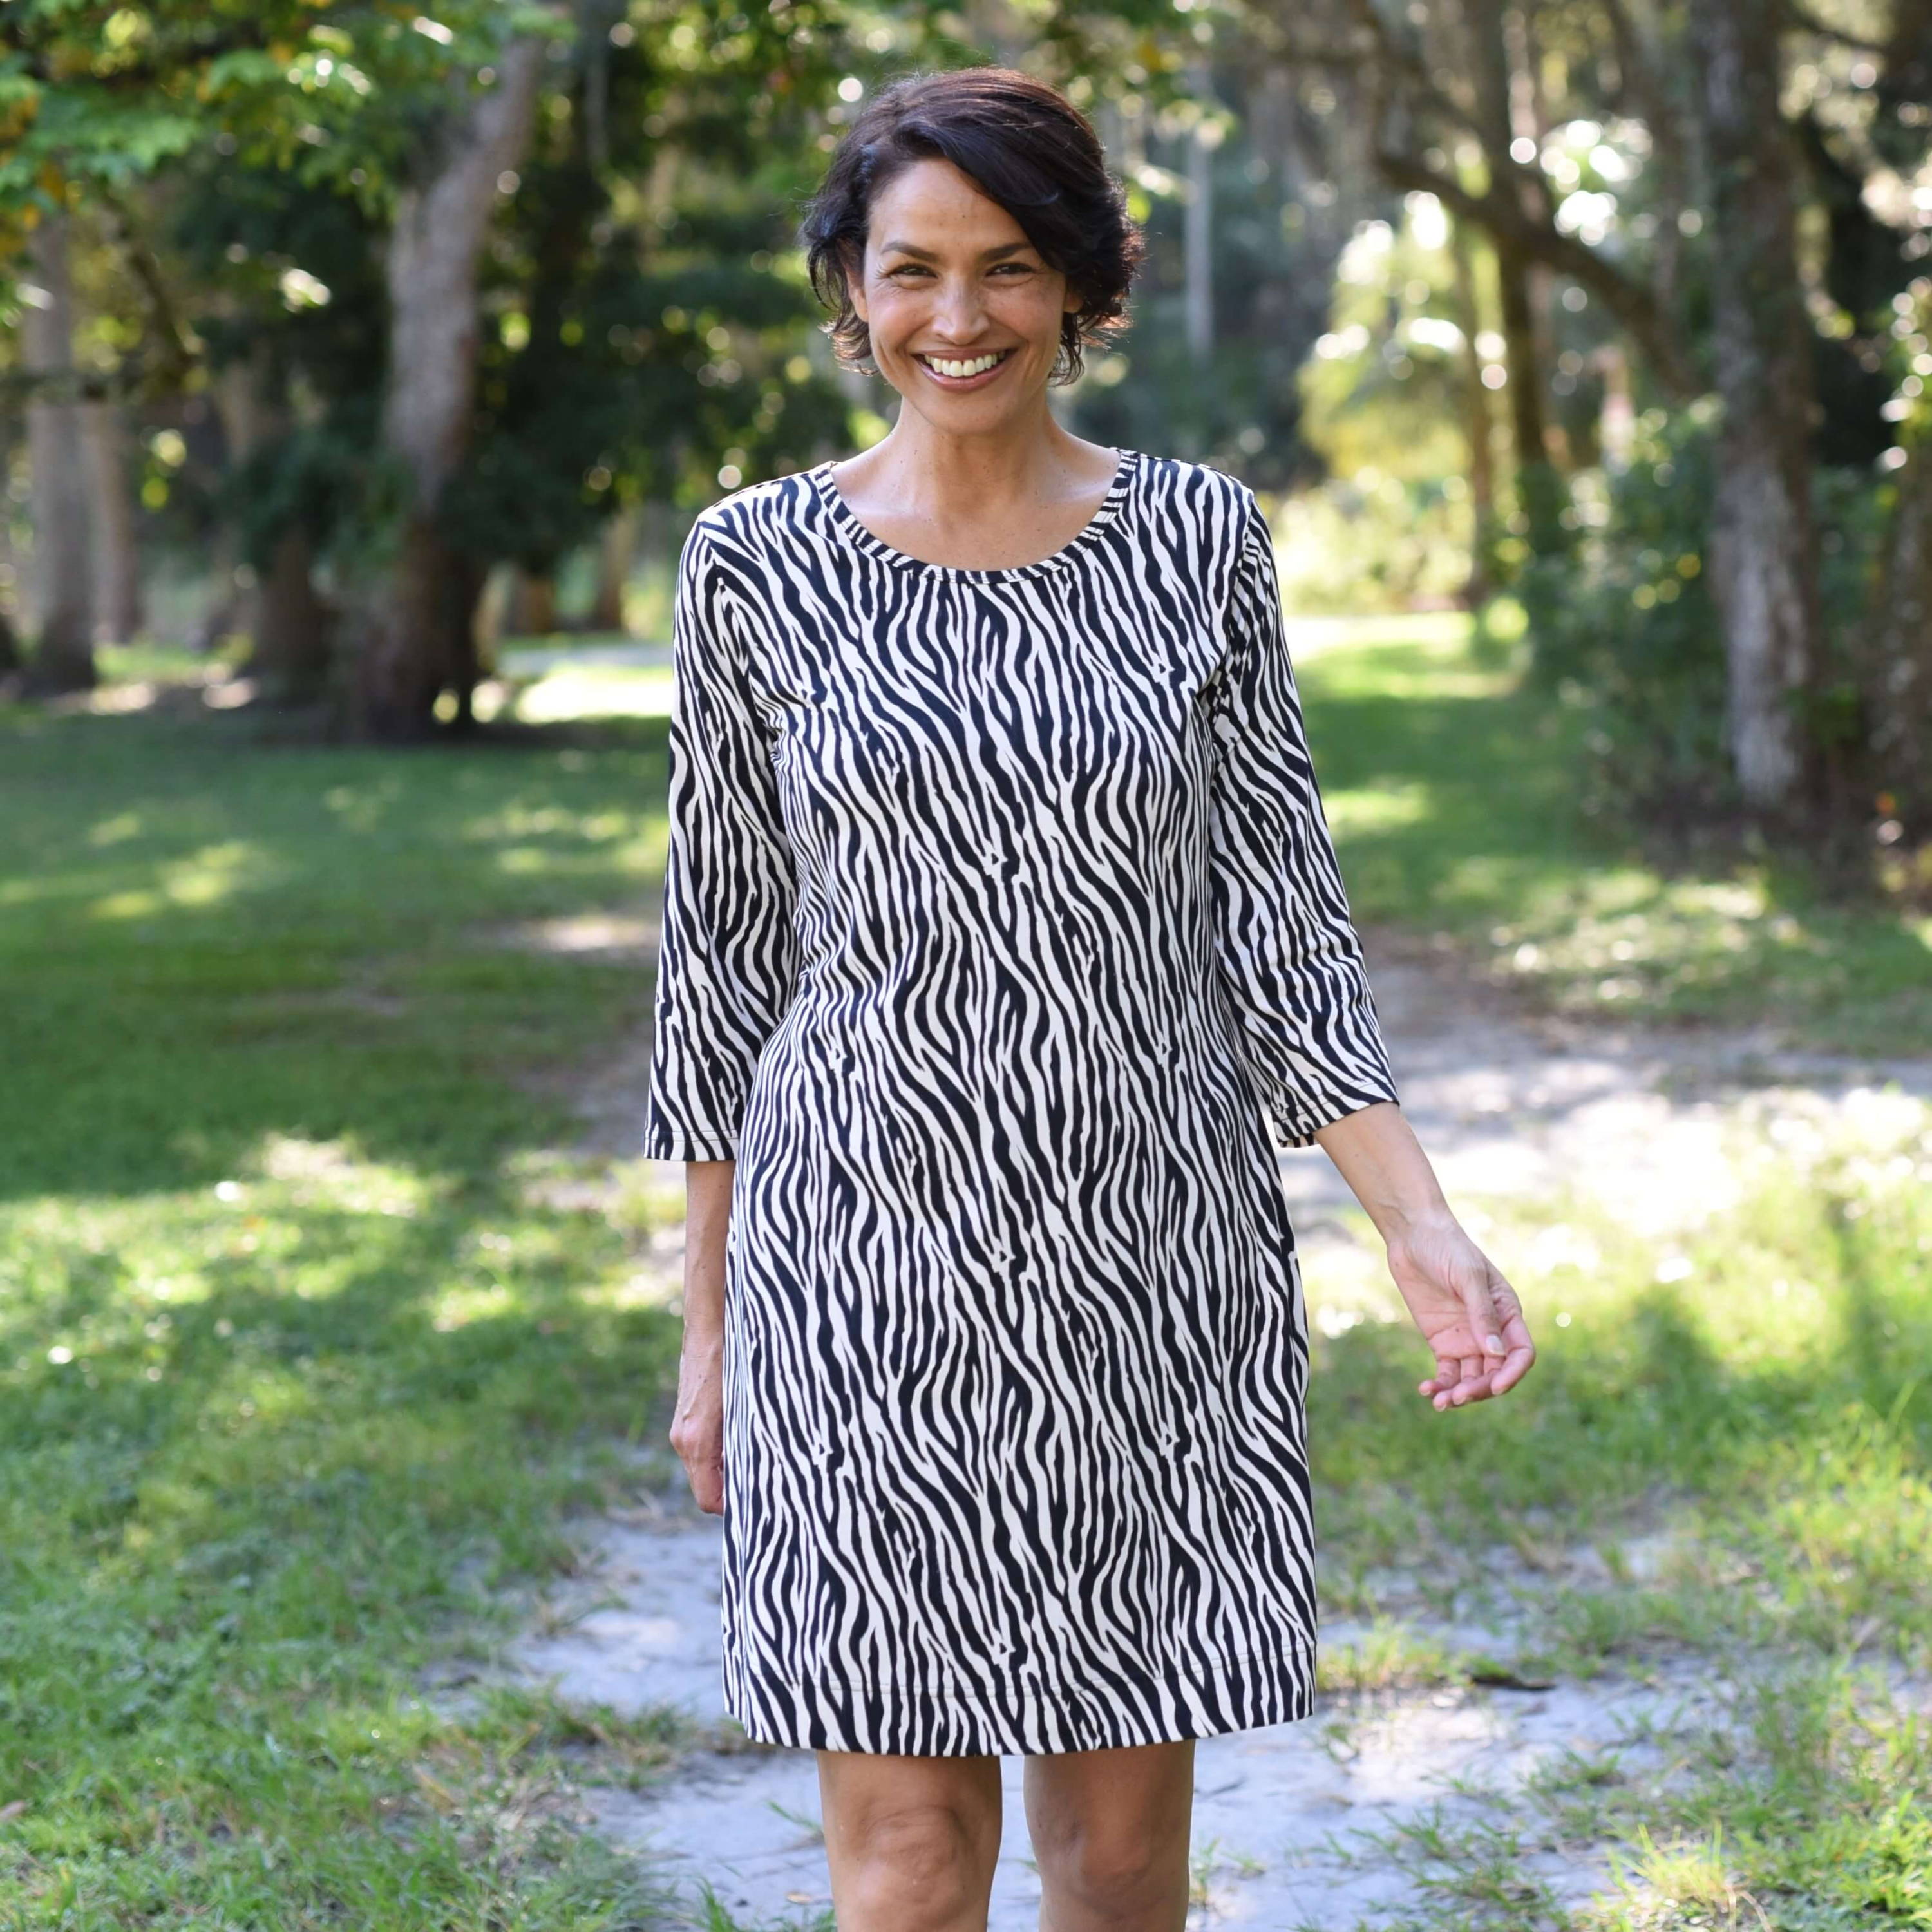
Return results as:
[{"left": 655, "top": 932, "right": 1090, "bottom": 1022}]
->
[{"left": 797, "top": 68, "right": 1144, "bottom": 386}]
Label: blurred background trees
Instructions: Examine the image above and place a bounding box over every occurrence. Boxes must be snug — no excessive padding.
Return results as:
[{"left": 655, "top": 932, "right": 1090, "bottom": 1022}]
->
[{"left": 5, "top": 0, "right": 1932, "bottom": 870}]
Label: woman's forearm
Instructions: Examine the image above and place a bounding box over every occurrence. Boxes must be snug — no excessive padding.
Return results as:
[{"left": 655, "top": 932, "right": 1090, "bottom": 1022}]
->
[
  {"left": 1311, "top": 1100, "right": 1455, "bottom": 1244},
  {"left": 679, "top": 1159, "right": 735, "bottom": 1347}
]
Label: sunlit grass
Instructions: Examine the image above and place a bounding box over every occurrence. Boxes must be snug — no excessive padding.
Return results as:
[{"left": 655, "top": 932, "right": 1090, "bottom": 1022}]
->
[
  {"left": 1310, "top": 1109, "right": 1932, "bottom": 1660},
  {"left": 0, "top": 698, "right": 687, "bottom": 1923},
  {"left": 1294, "top": 623, "right": 1932, "bottom": 1053}
]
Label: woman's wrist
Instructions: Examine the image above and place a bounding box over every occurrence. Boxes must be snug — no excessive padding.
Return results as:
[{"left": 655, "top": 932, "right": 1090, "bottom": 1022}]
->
[{"left": 1374, "top": 1198, "right": 1459, "bottom": 1247}]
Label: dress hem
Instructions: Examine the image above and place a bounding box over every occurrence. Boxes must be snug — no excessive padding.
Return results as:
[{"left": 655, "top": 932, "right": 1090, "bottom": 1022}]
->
[{"left": 719, "top": 1630, "right": 1320, "bottom": 1759}]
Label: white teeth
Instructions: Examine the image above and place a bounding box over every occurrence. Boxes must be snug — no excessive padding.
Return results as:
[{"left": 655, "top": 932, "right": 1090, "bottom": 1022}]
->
[{"left": 922, "top": 352, "right": 1007, "bottom": 378}]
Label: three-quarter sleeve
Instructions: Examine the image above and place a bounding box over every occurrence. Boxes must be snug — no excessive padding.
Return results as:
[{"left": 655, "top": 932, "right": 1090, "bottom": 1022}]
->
[
  {"left": 643, "top": 515, "right": 800, "bottom": 1161},
  {"left": 1202, "top": 486, "right": 1400, "bottom": 1149}
]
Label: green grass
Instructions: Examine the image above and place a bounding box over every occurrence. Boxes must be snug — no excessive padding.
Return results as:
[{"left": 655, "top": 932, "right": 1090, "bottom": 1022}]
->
[
  {"left": 1300, "top": 1127, "right": 1932, "bottom": 1927},
  {"left": 2, "top": 620, "right": 1928, "bottom": 1928},
  {"left": 1, "top": 695, "right": 692, "bottom": 1926},
  {"left": 1292, "top": 622, "right": 1932, "bottom": 1054},
  {"left": 1303, "top": 1659, "right": 1932, "bottom": 1929}
]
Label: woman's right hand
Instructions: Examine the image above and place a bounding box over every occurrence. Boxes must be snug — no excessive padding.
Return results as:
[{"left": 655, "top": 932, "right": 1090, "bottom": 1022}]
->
[{"left": 669, "top": 1332, "right": 726, "bottom": 1514}]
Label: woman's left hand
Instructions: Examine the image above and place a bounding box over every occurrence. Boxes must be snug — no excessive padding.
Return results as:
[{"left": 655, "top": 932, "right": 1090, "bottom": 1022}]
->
[{"left": 1384, "top": 1211, "right": 1536, "bottom": 1411}]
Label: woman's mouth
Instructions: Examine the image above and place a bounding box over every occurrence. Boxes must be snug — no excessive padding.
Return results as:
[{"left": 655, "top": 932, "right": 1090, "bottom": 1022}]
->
[{"left": 913, "top": 348, "right": 1016, "bottom": 389}]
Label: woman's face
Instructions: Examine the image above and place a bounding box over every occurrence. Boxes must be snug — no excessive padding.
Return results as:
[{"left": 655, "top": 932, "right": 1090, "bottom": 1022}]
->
[{"left": 846, "top": 156, "right": 1083, "bottom": 424}]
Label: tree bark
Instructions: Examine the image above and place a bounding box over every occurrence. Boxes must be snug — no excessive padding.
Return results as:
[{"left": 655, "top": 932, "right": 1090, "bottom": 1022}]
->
[
  {"left": 1689, "top": 0, "right": 1821, "bottom": 812},
  {"left": 1185, "top": 66, "right": 1216, "bottom": 370},
  {"left": 21, "top": 213, "right": 95, "bottom": 695},
  {"left": 253, "top": 524, "right": 334, "bottom": 705},
  {"left": 1465, "top": 0, "right": 1565, "bottom": 560},
  {"left": 1868, "top": 431, "right": 1932, "bottom": 822},
  {"left": 592, "top": 504, "right": 640, "bottom": 633},
  {"left": 1861, "top": 0, "right": 1932, "bottom": 821},
  {"left": 1448, "top": 214, "right": 1499, "bottom": 606},
  {"left": 80, "top": 399, "right": 144, "bottom": 645},
  {"left": 507, "top": 567, "right": 556, "bottom": 641},
  {"left": 355, "top": 35, "right": 548, "bottom": 741},
  {"left": 204, "top": 351, "right": 271, "bottom": 656}
]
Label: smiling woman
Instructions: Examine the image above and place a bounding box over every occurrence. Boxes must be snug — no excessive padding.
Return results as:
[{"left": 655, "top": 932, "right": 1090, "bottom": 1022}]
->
[
  {"left": 645, "top": 63, "right": 1534, "bottom": 1932},
  {"left": 799, "top": 68, "right": 1141, "bottom": 392}
]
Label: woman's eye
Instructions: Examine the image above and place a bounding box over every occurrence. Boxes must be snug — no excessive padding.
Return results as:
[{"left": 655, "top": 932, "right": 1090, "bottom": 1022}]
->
[{"left": 884, "top": 262, "right": 1033, "bottom": 279}]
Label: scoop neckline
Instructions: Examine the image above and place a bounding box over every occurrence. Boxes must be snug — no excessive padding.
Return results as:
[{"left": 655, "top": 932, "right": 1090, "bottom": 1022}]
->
[{"left": 808, "top": 447, "right": 1138, "bottom": 581}]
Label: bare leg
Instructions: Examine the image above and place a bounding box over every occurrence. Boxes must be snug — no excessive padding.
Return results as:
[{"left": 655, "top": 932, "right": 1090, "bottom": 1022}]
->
[
  {"left": 1023, "top": 1740, "right": 1195, "bottom": 1931},
  {"left": 817, "top": 1748, "right": 1004, "bottom": 1931}
]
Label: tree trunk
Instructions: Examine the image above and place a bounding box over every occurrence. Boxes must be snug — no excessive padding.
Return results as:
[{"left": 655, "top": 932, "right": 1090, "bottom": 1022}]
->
[
  {"left": 1185, "top": 66, "right": 1215, "bottom": 372},
  {"left": 79, "top": 399, "right": 143, "bottom": 645},
  {"left": 507, "top": 567, "right": 556, "bottom": 640},
  {"left": 355, "top": 37, "right": 548, "bottom": 741},
  {"left": 21, "top": 213, "right": 95, "bottom": 695},
  {"left": 1868, "top": 428, "right": 1932, "bottom": 822},
  {"left": 205, "top": 352, "right": 270, "bottom": 657},
  {"left": 1689, "top": 0, "right": 1821, "bottom": 813},
  {"left": 592, "top": 504, "right": 640, "bottom": 633},
  {"left": 252, "top": 524, "right": 334, "bottom": 705},
  {"left": 445, "top": 549, "right": 491, "bottom": 732},
  {"left": 1448, "top": 215, "right": 1499, "bottom": 607},
  {"left": 1861, "top": 0, "right": 1932, "bottom": 823},
  {"left": 1465, "top": 0, "right": 1565, "bottom": 561}
]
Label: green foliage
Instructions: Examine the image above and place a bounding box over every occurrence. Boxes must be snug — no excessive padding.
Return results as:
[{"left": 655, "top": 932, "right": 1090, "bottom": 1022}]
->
[
  {"left": 1517, "top": 406, "right": 1728, "bottom": 803},
  {"left": 0, "top": 2, "right": 563, "bottom": 239},
  {"left": 1295, "top": 200, "right": 1472, "bottom": 488},
  {"left": 1073, "top": 126, "right": 1340, "bottom": 487},
  {"left": 1273, "top": 475, "right": 1474, "bottom": 613},
  {"left": 1516, "top": 402, "right": 1890, "bottom": 819},
  {"left": 452, "top": 66, "right": 856, "bottom": 568}
]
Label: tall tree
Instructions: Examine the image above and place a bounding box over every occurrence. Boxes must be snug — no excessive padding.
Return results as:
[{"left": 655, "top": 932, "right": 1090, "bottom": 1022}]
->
[
  {"left": 1869, "top": 392, "right": 1932, "bottom": 817},
  {"left": 80, "top": 397, "right": 144, "bottom": 643},
  {"left": 20, "top": 211, "right": 94, "bottom": 694},
  {"left": 1466, "top": 0, "right": 1566, "bottom": 560},
  {"left": 354, "top": 33, "right": 550, "bottom": 739},
  {"left": 1687, "top": 0, "right": 1821, "bottom": 811}
]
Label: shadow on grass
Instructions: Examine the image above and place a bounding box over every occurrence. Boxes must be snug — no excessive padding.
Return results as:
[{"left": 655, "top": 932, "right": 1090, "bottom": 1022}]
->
[
  {"left": 0, "top": 704, "right": 670, "bottom": 1201},
  {"left": 1309, "top": 1178, "right": 1932, "bottom": 1652}
]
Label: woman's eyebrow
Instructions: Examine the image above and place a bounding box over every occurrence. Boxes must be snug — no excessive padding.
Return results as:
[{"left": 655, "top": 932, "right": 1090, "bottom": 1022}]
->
[{"left": 877, "top": 240, "right": 1032, "bottom": 261}]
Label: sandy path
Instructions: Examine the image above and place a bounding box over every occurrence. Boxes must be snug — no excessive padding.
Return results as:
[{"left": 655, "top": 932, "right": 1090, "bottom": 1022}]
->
[{"left": 496, "top": 930, "right": 1932, "bottom": 1929}]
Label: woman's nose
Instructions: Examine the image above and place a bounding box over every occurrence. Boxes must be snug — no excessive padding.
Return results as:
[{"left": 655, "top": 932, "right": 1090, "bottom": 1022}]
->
[{"left": 929, "top": 278, "right": 988, "bottom": 338}]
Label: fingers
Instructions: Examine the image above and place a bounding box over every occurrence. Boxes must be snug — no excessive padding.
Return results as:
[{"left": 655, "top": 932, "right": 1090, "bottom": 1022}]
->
[
  {"left": 1488, "top": 1308, "right": 1537, "bottom": 1396},
  {"left": 683, "top": 1448, "right": 724, "bottom": 1514},
  {"left": 1428, "top": 1353, "right": 1489, "bottom": 1410},
  {"left": 669, "top": 1417, "right": 726, "bottom": 1513},
  {"left": 1421, "top": 1273, "right": 1537, "bottom": 1409},
  {"left": 1459, "top": 1261, "right": 1506, "bottom": 1361}
]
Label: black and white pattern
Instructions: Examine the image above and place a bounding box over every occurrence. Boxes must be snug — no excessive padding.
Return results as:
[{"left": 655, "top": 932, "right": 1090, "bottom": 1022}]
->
[{"left": 643, "top": 446, "right": 1400, "bottom": 1757}]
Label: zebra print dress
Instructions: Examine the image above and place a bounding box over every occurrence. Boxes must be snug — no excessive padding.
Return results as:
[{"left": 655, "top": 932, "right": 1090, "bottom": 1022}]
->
[{"left": 643, "top": 446, "right": 1400, "bottom": 1757}]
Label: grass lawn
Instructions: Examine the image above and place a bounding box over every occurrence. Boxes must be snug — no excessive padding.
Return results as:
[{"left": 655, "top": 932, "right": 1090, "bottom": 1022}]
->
[
  {"left": 0, "top": 627, "right": 1927, "bottom": 1929},
  {"left": 1298, "top": 620, "right": 1932, "bottom": 1056}
]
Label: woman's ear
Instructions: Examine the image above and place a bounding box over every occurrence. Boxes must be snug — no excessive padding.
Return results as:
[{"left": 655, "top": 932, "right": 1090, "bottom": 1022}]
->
[{"left": 844, "top": 240, "right": 869, "bottom": 325}]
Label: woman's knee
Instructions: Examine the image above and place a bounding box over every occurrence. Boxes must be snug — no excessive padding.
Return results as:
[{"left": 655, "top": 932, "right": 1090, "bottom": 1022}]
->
[
  {"left": 844, "top": 1801, "right": 989, "bottom": 1907},
  {"left": 1037, "top": 1824, "right": 1185, "bottom": 1919},
  {"left": 819, "top": 1758, "right": 1001, "bottom": 1927}
]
